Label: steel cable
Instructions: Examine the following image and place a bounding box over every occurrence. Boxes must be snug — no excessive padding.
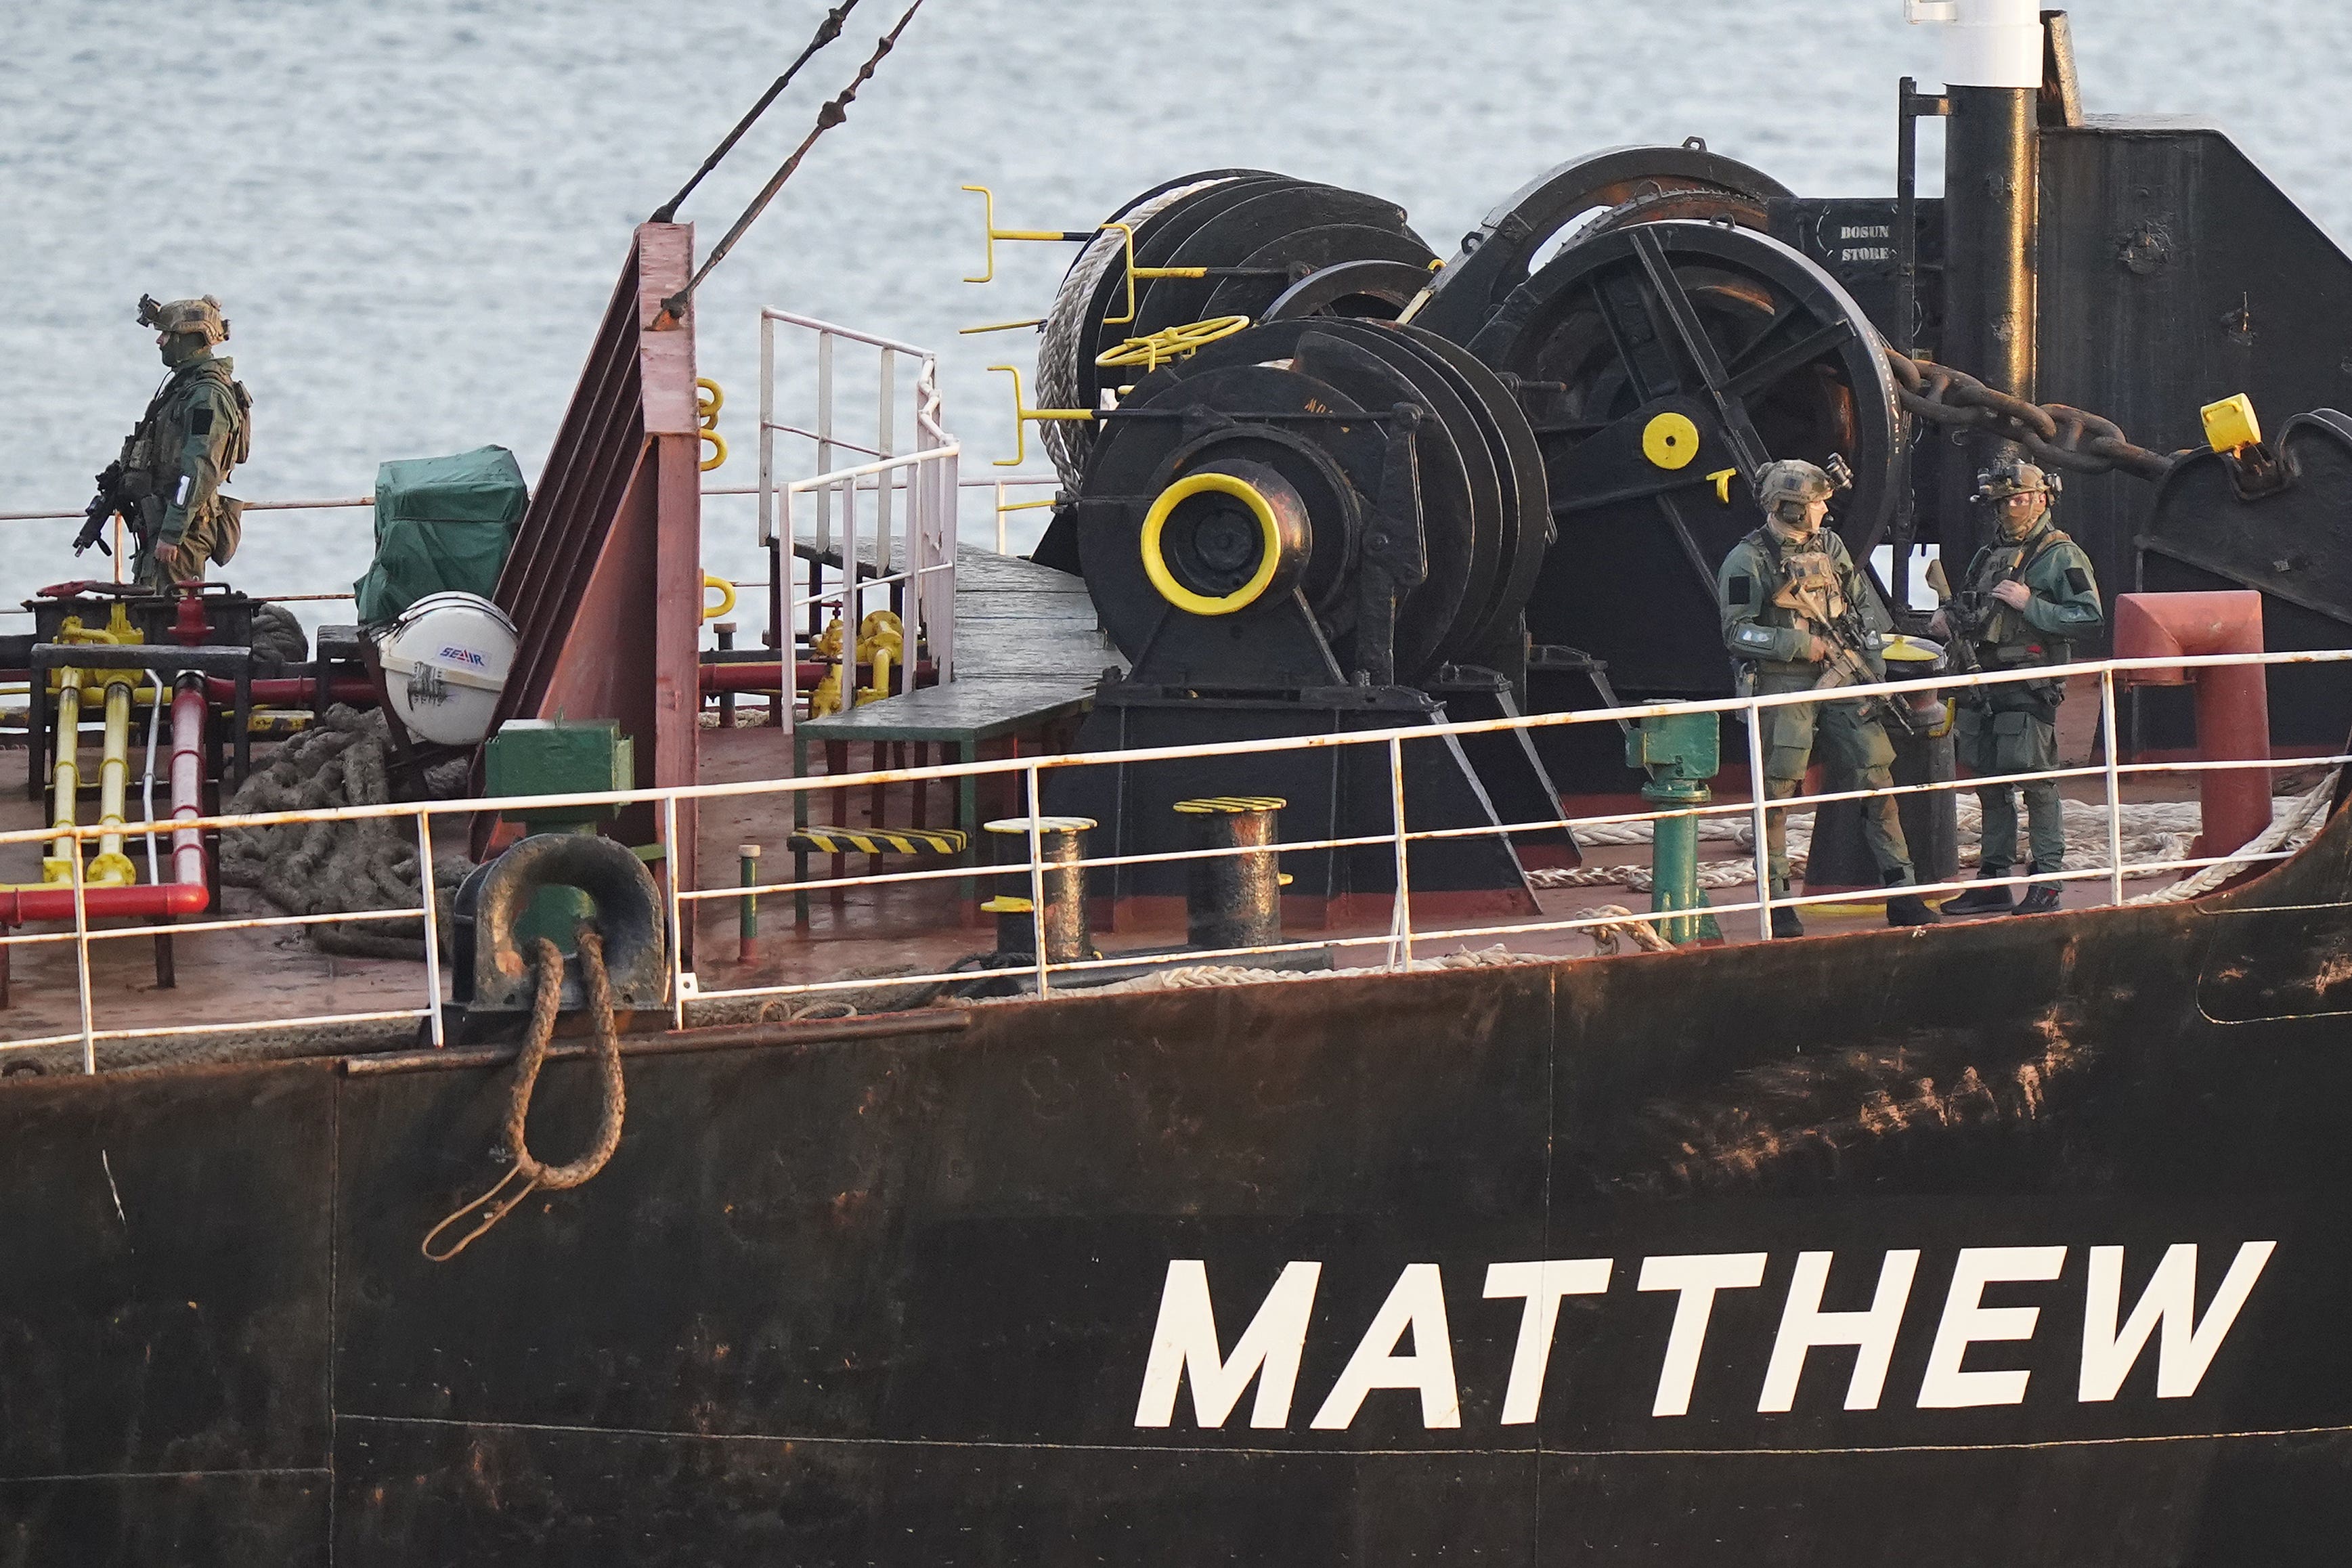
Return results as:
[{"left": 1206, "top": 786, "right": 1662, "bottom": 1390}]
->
[{"left": 649, "top": 0, "right": 865, "bottom": 224}]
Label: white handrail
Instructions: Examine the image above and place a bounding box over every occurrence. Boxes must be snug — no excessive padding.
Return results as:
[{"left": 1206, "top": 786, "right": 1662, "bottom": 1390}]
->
[{"left": 5, "top": 642, "right": 2344, "bottom": 1070}]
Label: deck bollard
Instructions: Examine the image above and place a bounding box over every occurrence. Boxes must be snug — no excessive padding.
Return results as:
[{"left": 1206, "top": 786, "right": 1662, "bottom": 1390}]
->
[
  {"left": 737, "top": 842, "right": 760, "bottom": 965},
  {"left": 1174, "top": 796, "right": 1285, "bottom": 952},
  {"left": 983, "top": 815, "right": 1095, "bottom": 965},
  {"left": 1627, "top": 712, "right": 1722, "bottom": 945}
]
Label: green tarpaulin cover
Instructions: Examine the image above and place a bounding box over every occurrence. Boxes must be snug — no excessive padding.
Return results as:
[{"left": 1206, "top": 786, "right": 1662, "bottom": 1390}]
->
[{"left": 353, "top": 445, "right": 527, "bottom": 624}]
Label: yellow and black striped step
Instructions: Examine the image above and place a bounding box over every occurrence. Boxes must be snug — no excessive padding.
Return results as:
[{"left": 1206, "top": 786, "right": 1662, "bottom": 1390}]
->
[{"left": 787, "top": 826, "right": 970, "bottom": 856}]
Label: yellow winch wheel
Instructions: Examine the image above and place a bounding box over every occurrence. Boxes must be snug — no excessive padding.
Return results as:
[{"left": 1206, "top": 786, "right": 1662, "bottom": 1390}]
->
[
  {"left": 1642, "top": 411, "right": 1701, "bottom": 471},
  {"left": 1141, "top": 472, "right": 1284, "bottom": 617}
]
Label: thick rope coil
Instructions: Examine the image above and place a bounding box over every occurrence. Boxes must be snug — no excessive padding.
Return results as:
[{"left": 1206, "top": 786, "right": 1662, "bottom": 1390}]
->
[
  {"left": 219, "top": 705, "right": 471, "bottom": 959},
  {"left": 422, "top": 932, "right": 626, "bottom": 1263}
]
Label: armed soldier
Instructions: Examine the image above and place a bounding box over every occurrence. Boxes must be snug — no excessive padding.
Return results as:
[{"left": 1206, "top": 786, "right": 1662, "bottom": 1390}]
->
[
  {"left": 80, "top": 295, "right": 249, "bottom": 590},
  {"left": 1718, "top": 458, "right": 1941, "bottom": 936},
  {"left": 1932, "top": 459, "right": 2104, "bottom": 916}
]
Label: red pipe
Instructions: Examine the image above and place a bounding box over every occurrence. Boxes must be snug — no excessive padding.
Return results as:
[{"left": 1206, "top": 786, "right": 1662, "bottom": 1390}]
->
[
  {"left": 0, "top": 881, "right": 208, "bottom": 923},
  {"left": 2112, "top": 590, "right": 2272, "bottom": 858},
  {"left": 698, "top": 660, "right": 937, "bottom": 693},
  {"left": 0, "top": 679, "right": 215, "bottom": 923},
  {"left": 205, "top": 676, "right": 376, "bottom": 706}
]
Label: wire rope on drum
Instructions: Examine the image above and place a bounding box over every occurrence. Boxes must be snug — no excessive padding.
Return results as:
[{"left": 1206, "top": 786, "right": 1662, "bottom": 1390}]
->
[{"left": 1037, "top": 177, "right": 1243, "bottom": 488}]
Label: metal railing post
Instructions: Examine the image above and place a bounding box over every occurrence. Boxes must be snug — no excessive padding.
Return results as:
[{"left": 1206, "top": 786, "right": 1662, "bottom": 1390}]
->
[
  {"left": 1388, "top": 735, "right": 1414, "bottom": 970},
  {"left": 995, "top": 480, "right": 1009, "bottom": 555},
  {"left": 758, "top": 310, "right": 775, "bottom": 567},
  {"left": 2101, "top": 668, "right": 2126, "bottom": 906},
  {"left": 1025, "top": 767, "right": 1051, "bottom": 995},
  {"left": 844, "top": 475, "right": 863, "bottom": 699},
  {"left": 877, "top": 348, "right": 896, "bottom": 576},
  {"left": 664, "top": 794, "right": 688, "bottom": 1030},
  {"left": 416, "top": 810, "right": 445, "bottom": 1047},
  {"left": 72, "top": 825, "right": 94, "bottom": 1074},
  {"left": 1746, "top": 697, "right": 1774, "bottom": 941},
  {"left": 816, "top": 330, "right": 835, "bottom": 557}
]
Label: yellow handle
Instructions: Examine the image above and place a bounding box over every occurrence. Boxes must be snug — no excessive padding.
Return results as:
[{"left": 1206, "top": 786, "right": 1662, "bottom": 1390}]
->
[
  {"left": 1708, "top": 467, "right": 1737, "bottom": 505},
  {"left": 961, "top": 185, "right": 1097, "bottom": 284},
  {"left": 699, "top": 428, "right": 728, "bottom": 472},
  {"left": 695, "top": 377, "right": 724, "bottom": 428},
  {"left": 987, "top": 364, "right": 1093, "bottom": 468},
  {"left": 702, "top": 573, "right": 737, "bottom": 621}
]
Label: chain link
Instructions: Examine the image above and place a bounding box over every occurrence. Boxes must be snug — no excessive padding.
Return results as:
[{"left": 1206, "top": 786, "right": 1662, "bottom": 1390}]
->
[{"left": 1881, "top": 345, "right": 2183, "bottom": 482}]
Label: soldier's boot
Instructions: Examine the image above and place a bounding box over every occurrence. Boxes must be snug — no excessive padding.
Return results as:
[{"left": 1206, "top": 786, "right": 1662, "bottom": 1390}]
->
[
  {"left": 1884, "top": 871, "right": 1944, "bottom": 928},
  {"left": 2013, "top": 863, "right": 2064, "bottom": 915},
  {"left": 1770, "top": 905, "right": 1805, "bottom": 940},
  {"left": 1940, "top": 871, "right": 2017, "bottom": 917}
]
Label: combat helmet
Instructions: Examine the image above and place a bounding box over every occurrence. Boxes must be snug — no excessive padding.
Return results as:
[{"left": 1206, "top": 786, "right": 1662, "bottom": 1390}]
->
[
  {"left": 137, "top": 293, "right": 229, "bottom": 345},
  {"left": 1753, "top": 458, "right": 1835, "bottom": 525},
  {"left": 1972, "top": 457, "right": 2059, "bottom": 502}
]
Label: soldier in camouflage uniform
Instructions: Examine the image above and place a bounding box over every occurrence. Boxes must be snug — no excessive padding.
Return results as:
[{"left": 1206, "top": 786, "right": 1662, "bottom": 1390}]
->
[
  {"left": 1934, "top": 459, "right": 2104, "bottom": 916},
  {"left": 1718, "top": 459, "right": 1940, "bottom": 937},
  {"left": 111, "top": 295, "right": 249, "bottom": 590}
]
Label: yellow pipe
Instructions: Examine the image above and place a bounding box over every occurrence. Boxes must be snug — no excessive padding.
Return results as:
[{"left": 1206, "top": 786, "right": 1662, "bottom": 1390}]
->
[
  {"left": 88, "top": 678, "right": 137, "bottom": 887},
  {"left": 42, "top": 670, "right": 82, "bottom": 883}
]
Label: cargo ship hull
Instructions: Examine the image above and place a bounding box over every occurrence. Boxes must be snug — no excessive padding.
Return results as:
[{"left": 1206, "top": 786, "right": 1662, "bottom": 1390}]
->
[{"left": 8, "top": 794, "right": 2352, "bottom": 1565}]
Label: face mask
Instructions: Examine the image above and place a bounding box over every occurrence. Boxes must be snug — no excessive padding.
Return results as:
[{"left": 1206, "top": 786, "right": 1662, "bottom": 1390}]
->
[
  {"left": 1996, "top": 499, "right": 2042, "bottom": 540},
  {"left": 159, "top": 332, "right": 210, "bottom": 368}
]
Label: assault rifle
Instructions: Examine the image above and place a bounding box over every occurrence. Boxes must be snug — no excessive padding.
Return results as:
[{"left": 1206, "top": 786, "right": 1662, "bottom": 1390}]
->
[
  {"left": 72, "top": 462, "right": 128, "bottom": 557},
  {"left": 1809, "top": 594, "right": 1922, "bottom": 737}
]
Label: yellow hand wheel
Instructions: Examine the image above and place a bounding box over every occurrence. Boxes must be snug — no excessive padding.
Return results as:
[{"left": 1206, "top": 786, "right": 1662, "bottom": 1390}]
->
[{"left": 1095, "top": 315, "right": 1253, "bottom": 372}]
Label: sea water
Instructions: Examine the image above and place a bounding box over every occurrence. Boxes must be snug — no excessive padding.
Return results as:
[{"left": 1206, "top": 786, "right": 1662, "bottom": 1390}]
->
[{"left": 3, "top": 0, "right": 2347, "bottom": 628}]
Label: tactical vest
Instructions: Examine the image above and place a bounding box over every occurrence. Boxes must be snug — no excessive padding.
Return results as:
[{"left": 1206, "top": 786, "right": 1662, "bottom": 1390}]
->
[
  {"left": 1964, "top": 524, "right": 2074, "bottom": 666},
  {"left": 117, "top": 360, "right": 250, "bottom": 563},
  {"left": 1739, "top": 527, "right": 1849, "bottom": 666}
]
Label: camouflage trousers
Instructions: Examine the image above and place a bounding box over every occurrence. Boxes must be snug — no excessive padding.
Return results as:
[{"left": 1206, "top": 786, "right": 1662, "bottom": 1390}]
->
[
  {"left": 1754, "top": 670, "right": 1915, "bottom": 895},
  {"left": 133, "top": 513, "right": 217, "bottom": 592},
  {"left": 1953, "top": 700, "right": 2066, "bottom": 873}
]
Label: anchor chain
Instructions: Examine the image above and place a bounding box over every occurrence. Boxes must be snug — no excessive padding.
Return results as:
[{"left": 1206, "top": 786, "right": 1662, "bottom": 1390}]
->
[{"left": 1881, "top": 345, "right": 2185, "bottom": 481}]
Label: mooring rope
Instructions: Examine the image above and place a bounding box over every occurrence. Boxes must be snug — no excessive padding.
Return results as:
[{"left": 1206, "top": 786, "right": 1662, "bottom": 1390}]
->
[
  {"left": 219, "top": 705, "right": 473, "bottom": 957},
  {"left": 422, "top": 932, "right": 627, "bottom": 1263}
]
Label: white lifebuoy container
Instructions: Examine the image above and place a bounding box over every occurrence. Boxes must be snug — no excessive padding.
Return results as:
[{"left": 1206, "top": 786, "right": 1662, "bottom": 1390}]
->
[{"left": 374, "top": 592, "right": 519, "bottom": 746}]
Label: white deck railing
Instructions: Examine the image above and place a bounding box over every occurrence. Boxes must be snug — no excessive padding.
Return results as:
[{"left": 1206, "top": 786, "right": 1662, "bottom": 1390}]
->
[
  {"left": 756, "top": 309, "right": 958, "bottom": 701},
  {"left": 0, "top": 646, "right": 2341, "bottom": 1076}
]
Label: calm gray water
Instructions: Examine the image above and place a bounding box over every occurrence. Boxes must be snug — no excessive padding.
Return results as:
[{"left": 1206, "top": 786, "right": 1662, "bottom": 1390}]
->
[{"left": 5, "top": 0, "right": 2350, "bottom": 624}]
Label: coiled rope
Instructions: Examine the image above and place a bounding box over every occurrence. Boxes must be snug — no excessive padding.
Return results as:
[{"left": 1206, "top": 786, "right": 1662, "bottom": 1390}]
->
[
  {"left": 1036, "top": 176, "right": 1239, "bottom": 487},
  {"left": 422, "top": 932, "right": 627, "bottom": 1262}
]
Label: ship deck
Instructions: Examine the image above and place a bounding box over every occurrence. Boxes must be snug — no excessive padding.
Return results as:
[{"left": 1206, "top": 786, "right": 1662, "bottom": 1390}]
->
[{"left": 0, "top": 668, "right": 2263, "bottom": 1070}]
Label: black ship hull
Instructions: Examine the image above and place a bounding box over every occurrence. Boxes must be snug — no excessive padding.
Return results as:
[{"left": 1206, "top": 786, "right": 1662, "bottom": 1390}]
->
[{"left": 10, "top": 793, "right": 2352, "bottom": 1565}]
